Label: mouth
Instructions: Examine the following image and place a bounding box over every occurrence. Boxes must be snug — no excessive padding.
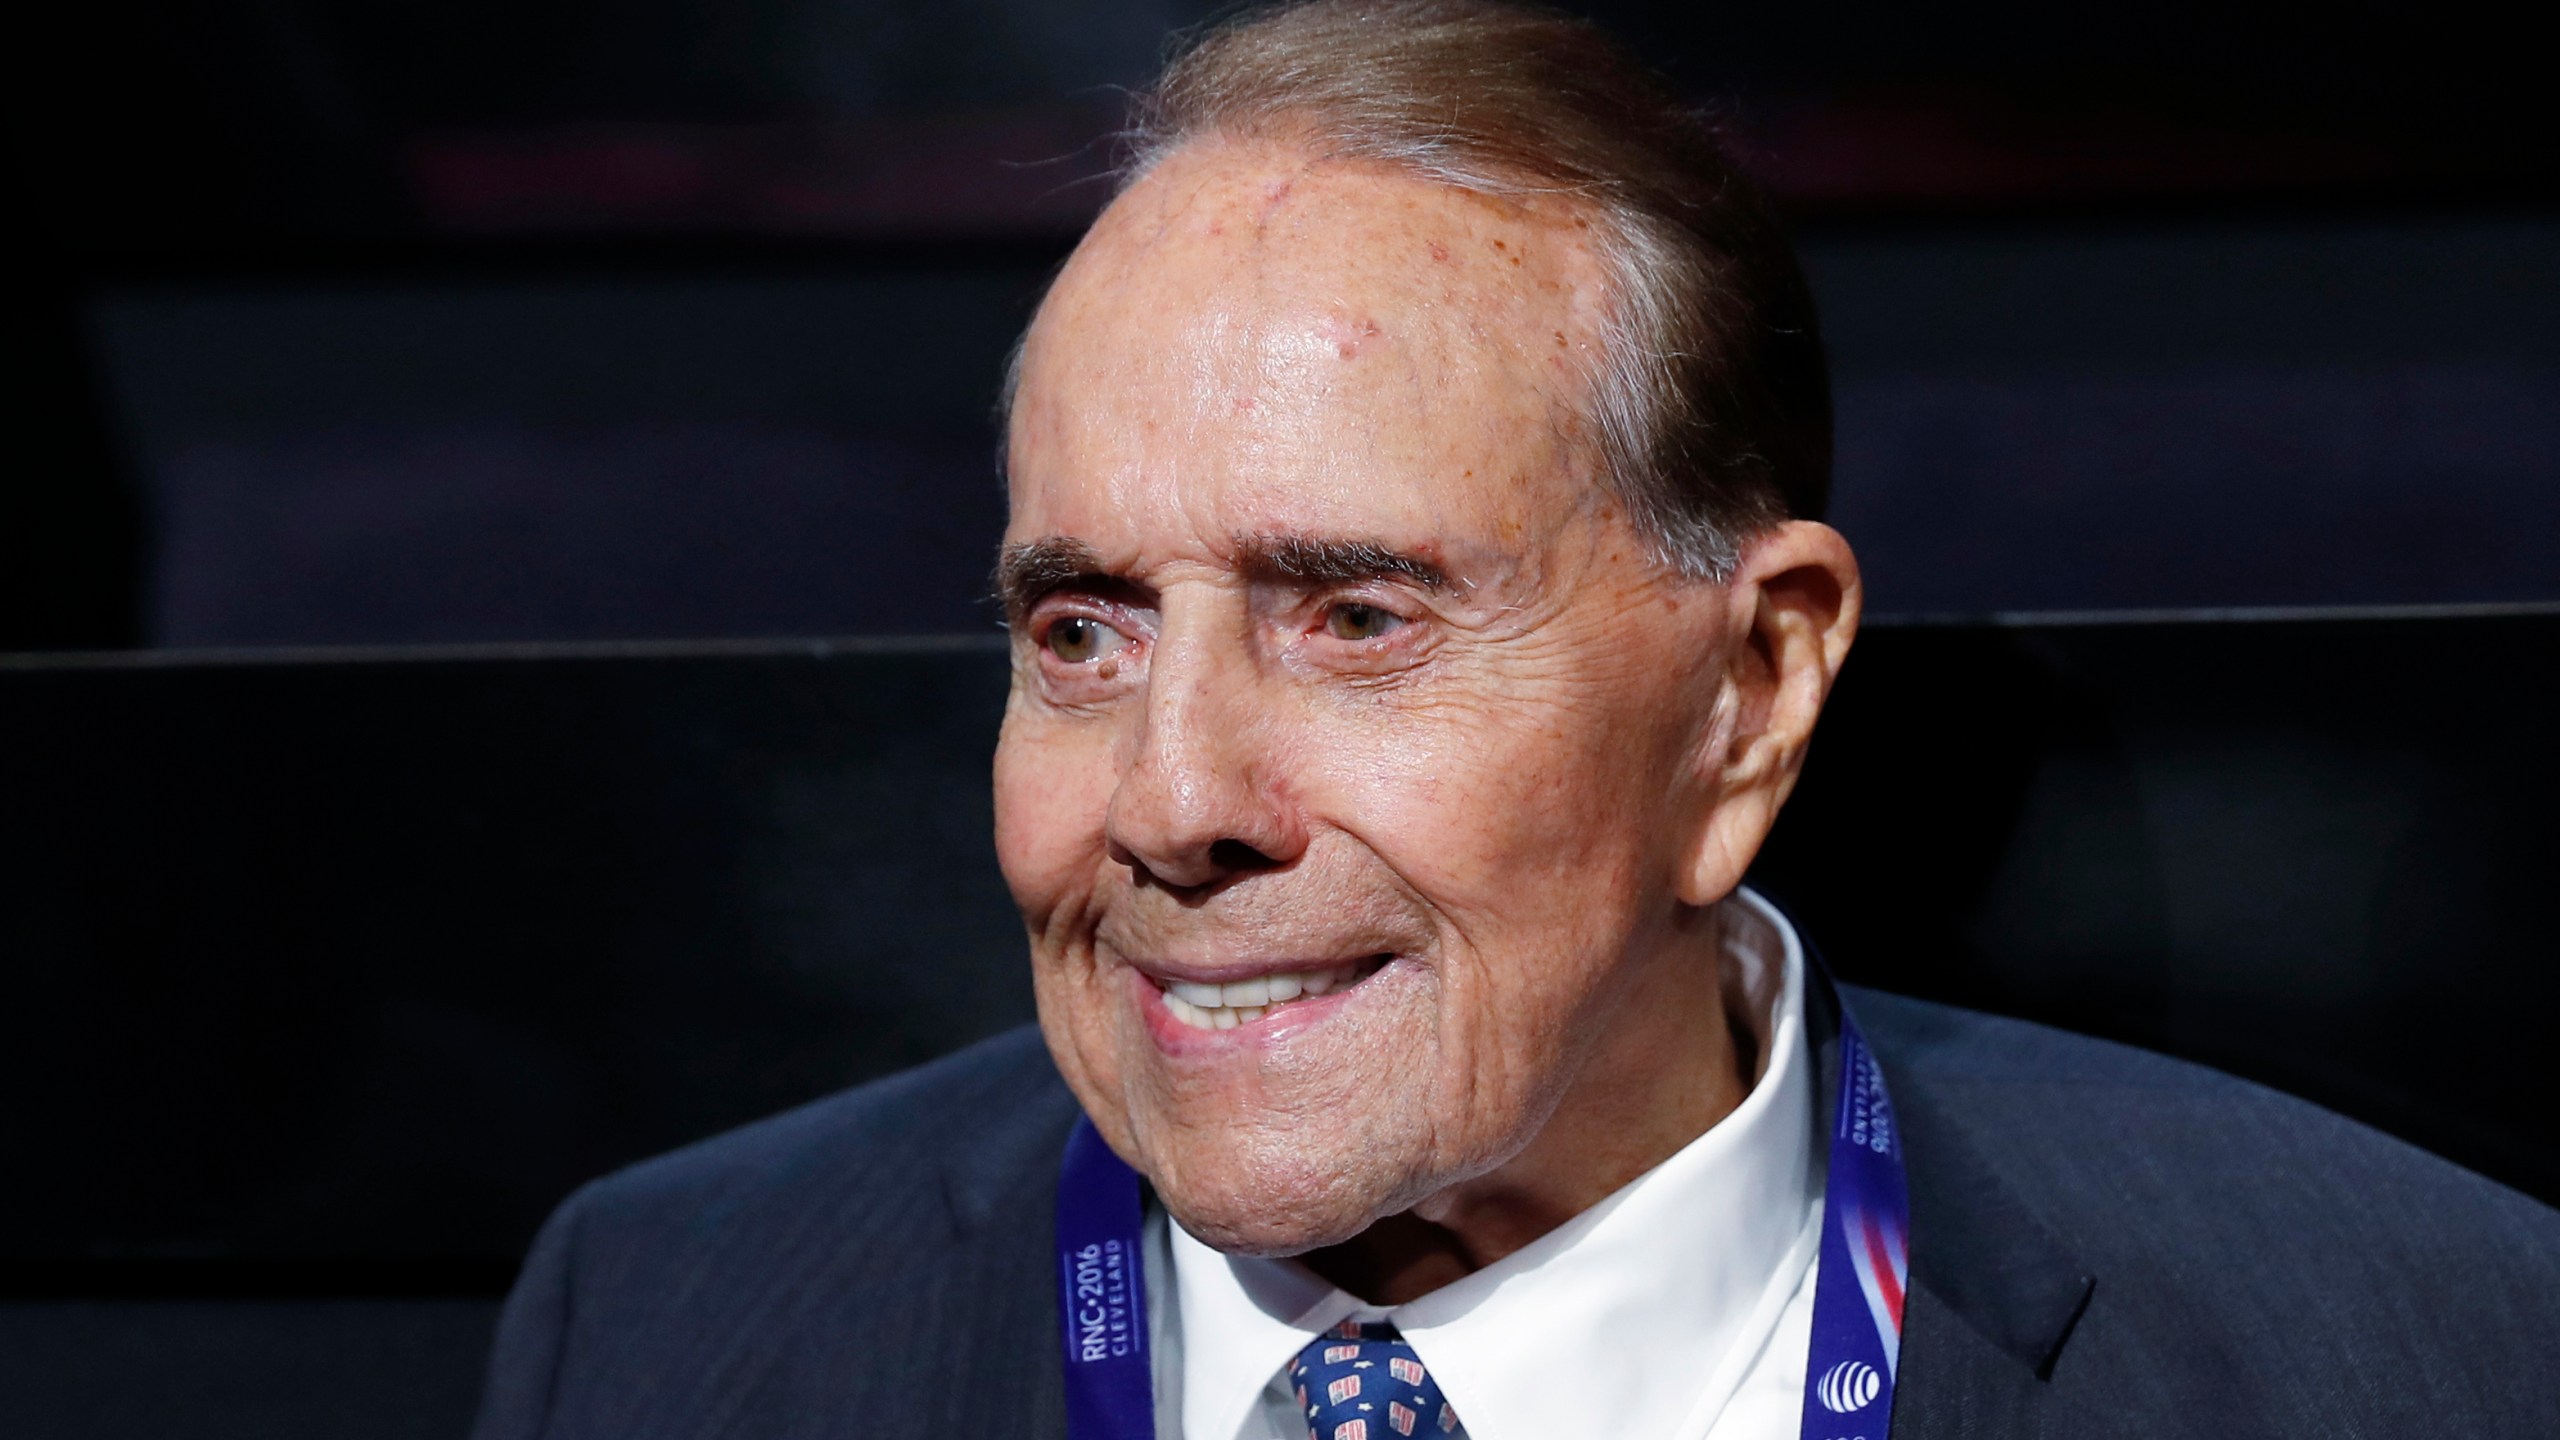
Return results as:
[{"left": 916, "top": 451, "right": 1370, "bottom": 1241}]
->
[{"left": 1146, "top": 955, "right": 1392, "bottom": 1031}]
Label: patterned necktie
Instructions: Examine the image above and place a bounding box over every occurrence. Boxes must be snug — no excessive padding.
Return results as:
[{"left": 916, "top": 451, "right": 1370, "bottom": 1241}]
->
[{"left": 1290, "top": 1321, "right": 1464, "bottom": 1440}]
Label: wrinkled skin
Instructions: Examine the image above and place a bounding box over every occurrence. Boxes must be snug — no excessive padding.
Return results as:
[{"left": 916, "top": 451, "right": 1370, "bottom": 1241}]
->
[{"left": 994, "top": 137, "right": 1860, "bottom": 1299}]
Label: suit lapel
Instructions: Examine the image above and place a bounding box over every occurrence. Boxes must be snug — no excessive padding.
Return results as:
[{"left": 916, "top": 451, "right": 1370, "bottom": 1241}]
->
[
  {"left": 1893, "top": 1274, "right": 2055, "bottom": 1440},
  {"left": 1879, "top": 1029, "right": 2097, "bottom": 1440},
  {"left": 936, "top": 1052, "right": 1082, "bottom": 1440}
]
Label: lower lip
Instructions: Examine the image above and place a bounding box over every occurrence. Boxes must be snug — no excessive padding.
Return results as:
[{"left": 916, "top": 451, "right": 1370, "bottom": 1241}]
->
[{"left": 1130, "top": 965, "right": 1377, "bottom": 1053}]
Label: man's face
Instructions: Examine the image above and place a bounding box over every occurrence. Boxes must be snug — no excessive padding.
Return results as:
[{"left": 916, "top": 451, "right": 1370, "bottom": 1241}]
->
[{"left": 995, "top": 141, "right": 1745, "bottom": 1254}]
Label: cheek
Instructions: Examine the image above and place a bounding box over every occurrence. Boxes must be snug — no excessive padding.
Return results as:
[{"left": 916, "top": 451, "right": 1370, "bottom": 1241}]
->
[
  {"left": 1291, "top": 681, "right": 1680, "bottom": 1046},
  {"left": 1319, "top": 694, "right": 1657, "bottom": 906},
  {"left": 999, "top": 706, "right": 1139, "bottom": 1129},
  {"left": 992, "top": 707, "right": 1121, "bottom": 927}
]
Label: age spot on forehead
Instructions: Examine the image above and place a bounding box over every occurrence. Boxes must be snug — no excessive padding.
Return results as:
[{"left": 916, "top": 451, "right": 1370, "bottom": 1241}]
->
[{"left": 1326, "top": 314, "right": 1385, "bottom": 360}]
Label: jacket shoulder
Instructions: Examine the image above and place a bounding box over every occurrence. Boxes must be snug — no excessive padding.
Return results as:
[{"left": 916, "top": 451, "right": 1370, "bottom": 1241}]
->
[
  {"left": 1850, "top": 985, "right": 2560, "bottom": 1257},
  {"left": 472, "top": 1025, "right": 1076, "bottom": 1440},
  {"left": 575, "top": 1021, "right": 1073, "bottom": 1229},
  {"left": 1848, "top": 987, "right": 2560, "bottom": 1431}
]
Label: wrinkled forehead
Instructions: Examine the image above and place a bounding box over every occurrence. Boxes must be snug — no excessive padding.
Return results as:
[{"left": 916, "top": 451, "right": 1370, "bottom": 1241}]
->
[{"left": 1006, "top": 139, "right": 1615, "bottom": 549}]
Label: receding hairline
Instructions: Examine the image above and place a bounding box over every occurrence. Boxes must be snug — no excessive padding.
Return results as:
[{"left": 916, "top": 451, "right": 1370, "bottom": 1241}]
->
[{"left": 1004, "top": 133, "right": 1619, "bottom": 444}]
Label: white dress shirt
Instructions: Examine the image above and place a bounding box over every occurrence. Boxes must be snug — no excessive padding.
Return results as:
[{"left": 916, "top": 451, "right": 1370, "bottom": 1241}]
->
[{"left": 1143, "top": 886, "right": 1825, "bottom": 1440}]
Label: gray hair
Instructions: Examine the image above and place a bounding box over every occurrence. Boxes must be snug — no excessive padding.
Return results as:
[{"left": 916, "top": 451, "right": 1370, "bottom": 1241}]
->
[{"left": 1014, "top": 0, "right": 1830, "bottom": 580}]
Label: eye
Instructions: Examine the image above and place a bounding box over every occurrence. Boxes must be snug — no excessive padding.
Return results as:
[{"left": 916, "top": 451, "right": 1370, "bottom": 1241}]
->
[
  {"left": 1324, "top": 603, "right": 1406, "bottom": 641},
  {"left": 1044, "top": 615, "right": 1118, "bottom": 663},
  {"left": 1044, "top": 614, "right": 1105, "bottom": 666}
]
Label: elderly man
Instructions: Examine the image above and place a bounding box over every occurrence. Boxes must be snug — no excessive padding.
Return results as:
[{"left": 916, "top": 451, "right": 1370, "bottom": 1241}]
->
[{"left": 471, "top": 3, "right": 2560, "bottom": 1438}]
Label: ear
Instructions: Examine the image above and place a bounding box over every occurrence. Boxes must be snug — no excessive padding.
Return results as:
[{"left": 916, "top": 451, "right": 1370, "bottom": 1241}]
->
[{"left": 1674, "top": 520, "right": 1862, "bottom": 907}]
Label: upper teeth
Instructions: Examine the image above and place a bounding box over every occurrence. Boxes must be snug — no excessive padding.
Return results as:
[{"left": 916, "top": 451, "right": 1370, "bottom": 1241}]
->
[{"left": 1162, "top": 965, "right": 1354, "bottom": 1030}]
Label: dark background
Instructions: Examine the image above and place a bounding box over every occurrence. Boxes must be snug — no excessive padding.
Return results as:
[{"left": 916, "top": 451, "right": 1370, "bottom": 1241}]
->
[
  {"left": 3, "top": 0, "right": 2556, "bottom": 1436},
  {"left": 8, "top": 0, "right": 2558, "bottom": 649}
]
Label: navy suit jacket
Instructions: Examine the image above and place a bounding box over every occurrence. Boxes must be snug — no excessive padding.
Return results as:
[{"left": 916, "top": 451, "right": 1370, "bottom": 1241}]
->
[{"left": 471, "top": 989, "right": 2560, "bottom": 1438}]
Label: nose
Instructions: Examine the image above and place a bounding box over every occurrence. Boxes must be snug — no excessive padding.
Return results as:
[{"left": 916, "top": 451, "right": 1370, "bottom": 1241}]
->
[{"left": 1104, "top": 635, "right": 1305, "bottom": 895}]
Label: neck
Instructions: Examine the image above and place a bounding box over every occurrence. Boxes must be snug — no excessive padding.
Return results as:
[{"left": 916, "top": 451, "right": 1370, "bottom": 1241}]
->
[{"left": 1303, "top": 902, "right": 1754, "bottom": 1305}]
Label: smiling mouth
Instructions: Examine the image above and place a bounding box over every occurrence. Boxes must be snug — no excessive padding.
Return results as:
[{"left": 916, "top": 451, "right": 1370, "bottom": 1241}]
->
[{"left": 1154, "top": 956, "right": 1391, "bottom": 1030}]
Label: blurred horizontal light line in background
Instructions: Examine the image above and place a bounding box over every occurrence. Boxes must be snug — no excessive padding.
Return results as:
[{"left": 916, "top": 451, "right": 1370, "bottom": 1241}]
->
[{"left": 13, "top": 601, "right": 2560, "bottom": 671}]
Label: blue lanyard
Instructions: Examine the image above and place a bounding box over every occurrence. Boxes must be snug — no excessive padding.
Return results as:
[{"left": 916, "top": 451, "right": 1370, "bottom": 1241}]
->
[
  {"left": 1797, "top": 997, "right": 1909, "bottom": 1440},
  {"left": 1056, "top": 974, "right": 1911, "bottom": 1440},
  {"left": 1057, "top": 1118, "right": 1158, "bottom": 1440}
]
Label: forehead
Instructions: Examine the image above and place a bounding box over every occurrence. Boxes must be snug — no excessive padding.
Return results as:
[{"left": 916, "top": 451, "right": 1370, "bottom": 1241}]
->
[{"left": 1007, "top": 139, "right": 1612, "bottom": 558}]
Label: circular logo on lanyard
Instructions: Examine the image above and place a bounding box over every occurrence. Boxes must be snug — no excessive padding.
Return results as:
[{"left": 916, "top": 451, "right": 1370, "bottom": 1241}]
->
[{"left": 1818, "top": 1360, "right": 1883, "bottom": 1413}]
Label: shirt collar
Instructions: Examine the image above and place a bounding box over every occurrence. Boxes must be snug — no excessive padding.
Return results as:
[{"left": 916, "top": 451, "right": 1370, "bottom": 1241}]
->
[{"left": 1170, "top": 886, "right": 1823, "bottom": 1440}]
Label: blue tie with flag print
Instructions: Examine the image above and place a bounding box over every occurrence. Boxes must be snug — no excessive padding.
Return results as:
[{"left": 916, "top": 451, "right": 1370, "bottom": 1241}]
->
[{"left": 1291, "top": 1321, "right": 1464, "bottom": 1440}]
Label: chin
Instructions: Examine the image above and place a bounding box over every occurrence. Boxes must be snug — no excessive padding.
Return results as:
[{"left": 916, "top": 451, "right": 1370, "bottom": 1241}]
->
[
  {"left": 1137, "top": 1114, "right": 1447, "bottom": 1258},
  {"left": 1152, "top": 1161, "right": 1390, "bottom": 1258}
]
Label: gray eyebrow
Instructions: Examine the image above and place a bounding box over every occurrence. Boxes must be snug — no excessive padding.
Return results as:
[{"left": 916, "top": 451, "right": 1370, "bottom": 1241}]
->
[
  {"left": 1238, "top": 534, "right": 1453, "bottom": 592},
  {"left": 992, "top": 536, "right": 1104, "bottom": 621}
]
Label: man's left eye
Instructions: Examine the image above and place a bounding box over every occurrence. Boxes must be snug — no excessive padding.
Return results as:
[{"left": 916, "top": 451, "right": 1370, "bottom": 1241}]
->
[{"left": 1324, "top": 603, "right": 1405, "bottom": 641}]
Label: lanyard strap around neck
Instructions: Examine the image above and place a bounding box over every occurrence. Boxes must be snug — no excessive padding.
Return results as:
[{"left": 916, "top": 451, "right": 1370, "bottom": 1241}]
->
[
  {"left": 1057, "top": 1119, "right": 1156, "bottom": 1440},
  {"left": 1797, "top": 1002, "right": 1910, "bottom": 1439}
]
